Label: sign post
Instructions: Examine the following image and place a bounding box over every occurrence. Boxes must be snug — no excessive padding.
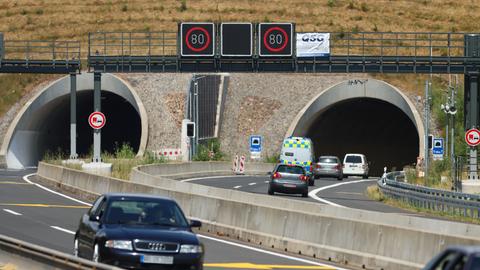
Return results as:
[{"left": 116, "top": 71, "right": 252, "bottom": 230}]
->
[
  {"left": 69, "top": 73, "right": 78, "bottom": 159},
  {"left": 465, "top": 128, "right": 480, "bottom": 180},
  {"left": 92, "top": 72, "right": 102, "bottom": 163}
]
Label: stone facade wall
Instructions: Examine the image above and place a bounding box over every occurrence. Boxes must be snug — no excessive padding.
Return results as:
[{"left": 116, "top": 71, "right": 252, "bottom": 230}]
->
[
  {"left": 118, "top": 73, "right": 191, "bottom": 151},
  {"left": 219, "top": 73, "right": 355, "bottom": 159}
]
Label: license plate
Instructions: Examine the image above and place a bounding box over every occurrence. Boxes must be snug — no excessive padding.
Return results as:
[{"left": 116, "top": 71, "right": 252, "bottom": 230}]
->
[
  {"left": 141, "top": 255, "right": 174, "bottom": 264},
  {"left": 284, "top": 184, "right": 296, "bottom": 188}
]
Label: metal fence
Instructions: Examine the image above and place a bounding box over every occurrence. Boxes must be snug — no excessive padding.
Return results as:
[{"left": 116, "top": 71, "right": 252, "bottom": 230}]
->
[
  {"left": 379, "top": 171, "right": 480, "bottom": 218},
  {"left": 2, "top": 40, "right": 80, "bottom": 61}
]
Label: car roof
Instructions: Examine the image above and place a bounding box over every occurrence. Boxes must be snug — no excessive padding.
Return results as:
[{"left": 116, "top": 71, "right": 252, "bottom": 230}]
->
[
  {"left": 445, "top": 245, "right": 480, "bottom": 254},
  {"left": 319, "top": 156, "right": 339, "bottom": 159},
  {"left": 103, "top": 193, "right": 175, "bottom": 202},
  {"left": 344, "top": 153, "right": 365, "bottom": 156}
]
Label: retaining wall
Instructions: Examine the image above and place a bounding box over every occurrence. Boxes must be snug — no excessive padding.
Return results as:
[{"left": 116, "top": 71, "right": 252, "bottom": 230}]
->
[{"left": 38, "top": 162, "right": 480, "bottom": 270}]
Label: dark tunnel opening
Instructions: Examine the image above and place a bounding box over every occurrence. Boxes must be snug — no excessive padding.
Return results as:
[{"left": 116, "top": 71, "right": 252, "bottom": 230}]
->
[
  {"left": 305, "top": 98, "right": 419, "bottom": 176},
  {"left": 40, "top": 91, "right": 141, "bottom": 159}
]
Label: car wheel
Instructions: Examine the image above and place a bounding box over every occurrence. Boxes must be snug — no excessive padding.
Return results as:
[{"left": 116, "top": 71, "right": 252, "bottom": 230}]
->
[
  {"left": 73, "top": 237, "right": 79, "bottom": 257},
  {"left": 337, "top": 176, "right": 343, "bottom": 181},
  {"left": 363, "top": 175, "right": 368, "bottom": 179},
  {"left": 268, "top": 187, "right": 274, "bottom": 195},
  {"left": 92, "top": 243, "right": 100, "bottom": 263},
  {"left": 308, "top": 178, "right": 314, "bottom": 186},
  {"left": 302, "top": 191, "right": 308, "bottom": 197}
]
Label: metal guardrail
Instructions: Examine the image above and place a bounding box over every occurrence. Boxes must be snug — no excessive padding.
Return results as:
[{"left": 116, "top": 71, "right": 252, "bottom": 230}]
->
[
  {"left": 0, "top": 233, "right": 120, "bottom": 270},
  {"left": 378, "top": 171, "right": 480, "bottom": 218}
]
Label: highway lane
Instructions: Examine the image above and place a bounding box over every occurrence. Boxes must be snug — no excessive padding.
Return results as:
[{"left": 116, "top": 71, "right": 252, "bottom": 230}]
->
[
  {"left": 0, "top": 169, "right": 350, "bottom": 270},
  {"left": 183, "top": 175, "right": 411, "bottom": 214}
]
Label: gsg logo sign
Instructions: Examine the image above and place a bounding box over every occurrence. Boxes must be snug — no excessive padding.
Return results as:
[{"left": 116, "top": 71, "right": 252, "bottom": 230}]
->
[{"left": 301, "top": 33, "right": 326, "bottom": 44}]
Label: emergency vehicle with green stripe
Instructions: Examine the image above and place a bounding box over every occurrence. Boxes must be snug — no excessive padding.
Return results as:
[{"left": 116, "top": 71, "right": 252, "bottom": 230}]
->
[{"left": 279, "top": 137, "right": 315, "bottom": 183}]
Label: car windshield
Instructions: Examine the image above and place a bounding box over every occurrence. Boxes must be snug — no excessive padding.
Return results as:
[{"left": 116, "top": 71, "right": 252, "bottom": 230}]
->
[
  {"left": 276, "top": 165, "right": 304, "bottom": 174},
  {"left": 318, "top": 157, "right": 338, "bottom": 163},
  {"left": 345, "top": 156, "right": 362, "bottom": 163},
  {"left": 104, "top": 199, "right": 189, "bottom": 227}
]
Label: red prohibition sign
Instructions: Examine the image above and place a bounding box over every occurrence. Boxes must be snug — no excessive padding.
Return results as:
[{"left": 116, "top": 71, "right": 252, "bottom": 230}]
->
[
  {"left": 465, "top": 128, "right": 480, "bottom": 146},
  {"left": 263, "top": 26, "right": 288, "bottom": 52},
  {"left": 88, "top": 111, "right": 106, "bottom": 130},
  {"left": 185, "top": 27, "right": 211, "bottom": 52}
]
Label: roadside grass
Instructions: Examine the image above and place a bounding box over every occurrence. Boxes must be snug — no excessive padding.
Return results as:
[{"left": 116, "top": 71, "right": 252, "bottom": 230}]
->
[
  {"left": 366, "top": 184, "right": 480, "bottom": 225},
  {"left": 42, "top": 143, "right": 167, "bottom": 180}
]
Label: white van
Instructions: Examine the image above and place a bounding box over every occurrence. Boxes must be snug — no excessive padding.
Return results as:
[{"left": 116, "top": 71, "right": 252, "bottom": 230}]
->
[
  {"left": 279, "top": 137, "right": 315, "bottom": 186},
  {"left": 342, "top": 153, "right": 369, "bottom": 179}
]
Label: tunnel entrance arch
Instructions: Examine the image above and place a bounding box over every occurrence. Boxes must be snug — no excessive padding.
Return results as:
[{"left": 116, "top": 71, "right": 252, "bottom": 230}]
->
[
  {"left": 1, "top": 73, "right": 148, "bottom": 169},
  {"left": 287, "top": 79, "right": 424, "bottom": 176}
]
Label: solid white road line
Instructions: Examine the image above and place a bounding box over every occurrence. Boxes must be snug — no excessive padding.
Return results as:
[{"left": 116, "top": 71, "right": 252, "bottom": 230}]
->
[
  {"left": 3, "top": 209, "right": 22, "bottom": 216},
  {"left": 308, "top": 179, "right": 376, "bottom": 207},
  {"left": 23, "top": 173, "right": 92, "bottom": 206},
  {"left": 233, "top": 185, "right": 242, "bottom": 189},
  {"left": 51, "top": 226, "right": 75, "bottom": 235},
  {"left": 181, "top": 175, "right": 267, "bottom": 182},
  {"left": 198, "top": 234, "right": 348, "bottom": 270},
  {"left": 248, "top": 182, "right": 256, "bottom": 186}
]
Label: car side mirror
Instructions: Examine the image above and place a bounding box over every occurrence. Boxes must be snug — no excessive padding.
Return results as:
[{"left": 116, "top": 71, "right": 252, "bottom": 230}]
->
[
  {"left": 89, "top": 214, "right": 100, "bottom": 222},
  {"left": 190, "top": 219, "right": 202, "bottom": 228}
]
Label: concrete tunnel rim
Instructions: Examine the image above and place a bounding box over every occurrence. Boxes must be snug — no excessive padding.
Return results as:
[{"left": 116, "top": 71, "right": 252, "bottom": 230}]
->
[
  {"left": 285, "top": 78, "right": 425, "bottom": 159},
  {"left": 0, "top": 72, "right": 149, "bottom": 167}
]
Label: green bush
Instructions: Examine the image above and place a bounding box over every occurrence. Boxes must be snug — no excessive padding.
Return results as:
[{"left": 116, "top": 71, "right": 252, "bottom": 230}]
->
[
  {"left": 193, "top": 139, "right": 224, "bottom": 161},
  {"left": 114, "top": 142, "right": 136, "bottom": 159}
]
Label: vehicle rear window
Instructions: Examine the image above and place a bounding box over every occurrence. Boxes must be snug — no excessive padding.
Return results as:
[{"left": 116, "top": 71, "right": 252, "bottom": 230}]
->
[
  {"left": 345, "top": 156, "right": 362, "bottom": 163},
  {"left": 318, "top": 158, "right": 338, "bottom": 163},
  {"left": 284, "top": 152, "right": 294, "bottom": 157},
  {"left": 276, "top": 165, "right": 304, "bottom": 174}
]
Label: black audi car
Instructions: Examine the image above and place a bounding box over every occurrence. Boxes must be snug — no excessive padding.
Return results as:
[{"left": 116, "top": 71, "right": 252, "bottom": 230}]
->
[{"left": 74, "top": 193, "right": 204, "bottom": 270}]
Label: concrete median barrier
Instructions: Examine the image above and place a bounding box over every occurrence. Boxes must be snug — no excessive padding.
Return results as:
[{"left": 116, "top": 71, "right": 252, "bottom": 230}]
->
[{"left": 38, "top": 162, "right": 480, "bottom": 270}]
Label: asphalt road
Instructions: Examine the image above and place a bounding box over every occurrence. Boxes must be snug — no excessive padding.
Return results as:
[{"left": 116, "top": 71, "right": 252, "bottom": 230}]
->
[
  {"left": 0, "top": 169, "right": 351, "bottom": 270},
  {"left": 183, "top": 175, "right": 411, "bottom": 214}
]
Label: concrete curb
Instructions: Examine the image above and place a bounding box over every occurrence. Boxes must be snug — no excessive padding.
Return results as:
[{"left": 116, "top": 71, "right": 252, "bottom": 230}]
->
[{"left": 37, "top": 162, "right": 480, "bottom": 270}]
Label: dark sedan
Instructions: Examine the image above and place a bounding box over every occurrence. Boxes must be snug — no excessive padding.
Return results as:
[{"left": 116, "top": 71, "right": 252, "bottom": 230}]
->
[
  {"left": 74, "top": 193, "right": 204, "bottom": 270},
  {"left": 423, "top": 246, "right": 480, "bottom": 270},
  {"left": 268, "top": 164, "right": 309, "bottom": 197}
]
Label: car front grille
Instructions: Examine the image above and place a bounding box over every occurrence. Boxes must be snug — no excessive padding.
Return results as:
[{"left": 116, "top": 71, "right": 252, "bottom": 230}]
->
[{"left": 134, "top": 240, "right": 180, "bottom": 253}]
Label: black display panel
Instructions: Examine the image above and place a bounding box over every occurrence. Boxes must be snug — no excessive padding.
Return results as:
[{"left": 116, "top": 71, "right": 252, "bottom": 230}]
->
[{"left": 221, "top": 23, "right": 253, "bottom": 57}]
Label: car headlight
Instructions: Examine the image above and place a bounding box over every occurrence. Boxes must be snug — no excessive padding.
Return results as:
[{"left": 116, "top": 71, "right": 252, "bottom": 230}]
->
[
  {"left": 179, "top": 244, "right": 203, "bottom": 253},
  {"left": 105, "top": 240, "right": 133, "bottom": 250}
]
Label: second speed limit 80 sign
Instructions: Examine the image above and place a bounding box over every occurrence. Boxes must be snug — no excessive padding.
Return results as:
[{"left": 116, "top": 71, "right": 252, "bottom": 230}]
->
[
  {"left": 180, "top": 22, "right": 215, "bottom": 57},
  {"left": 258, "top": 23, "right": 293, "bottom": 57}
]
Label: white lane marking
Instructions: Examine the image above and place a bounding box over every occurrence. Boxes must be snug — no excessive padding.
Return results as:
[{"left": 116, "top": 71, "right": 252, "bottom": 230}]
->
[
  {"left": 233, "top": 185, "right": 242, "bottom": 189},
  {"left": 309, "top": 179, "right": 376, "bottom": 207},
  {"left": 26, "top": 172, "right": 347, "bottom": 267},
  {"left": 51, "top": 226, "right": 75, "bottom": 235},
  {"left": 248, "top": 182, "right": 256, "bottom": 186},
  {"left": 3, "top": 209, "right": 22, "bottom": 216},
  {"left": 264, "top": 181, "right": 269, "bottom": 183},
  {"left": 23, "top": 173, "right": 92, "bottom": 206},
  {"left": 198, "top": 234, "right": 348, "bottom": 270},
  {"left": 181, "top": 175, "right": 267, "bottom": 182}
]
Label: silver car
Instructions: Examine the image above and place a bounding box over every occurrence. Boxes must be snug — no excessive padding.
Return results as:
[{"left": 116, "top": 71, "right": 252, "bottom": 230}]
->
[{"left": 313, "top": 156, "right": 343, "bottom": 180}]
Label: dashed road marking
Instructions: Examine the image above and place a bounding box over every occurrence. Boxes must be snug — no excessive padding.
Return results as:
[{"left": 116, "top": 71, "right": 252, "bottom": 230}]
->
[
  {"left": 3, "top": 209, "right": 22, "bottom": 216},
  {"left": 0, "top": 203, "right": 89, "bottom": 209},
  {"left": 0, "top": 181, "right": 32, "bottom": 185},
  {"left": 50, "top": 226, "right": 75, "bottom": 235},
  {"left": 233, "top": 185, "right": 242, "bottom": 189},
  {"left": 264, "top": 181, "right": 270, "bottom": 183},
  {"left": 248, "top": 182, "right": 256, "bottom": 186}
]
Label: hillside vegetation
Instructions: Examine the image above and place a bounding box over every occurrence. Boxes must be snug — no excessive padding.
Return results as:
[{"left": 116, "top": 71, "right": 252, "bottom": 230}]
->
[{"left": 0, "top": 0, "right": 478, "bottom": 116}]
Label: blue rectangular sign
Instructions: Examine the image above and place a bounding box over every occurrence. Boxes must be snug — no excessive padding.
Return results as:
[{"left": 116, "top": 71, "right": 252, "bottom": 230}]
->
[
  {"left": 250, "top": 135, "right": 262, "bottom": 152},
  {"left": 432, "top": 138, "right": 444, "bottom": 155}
]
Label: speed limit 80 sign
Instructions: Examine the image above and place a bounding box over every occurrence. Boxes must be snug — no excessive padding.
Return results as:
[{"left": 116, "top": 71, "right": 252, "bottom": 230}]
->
[
  {"left": 258, "top": 23, "right": 293, "bottom": 57},
  {"left": 180, "top": 22, "right": 215, "bottom": 57}
]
